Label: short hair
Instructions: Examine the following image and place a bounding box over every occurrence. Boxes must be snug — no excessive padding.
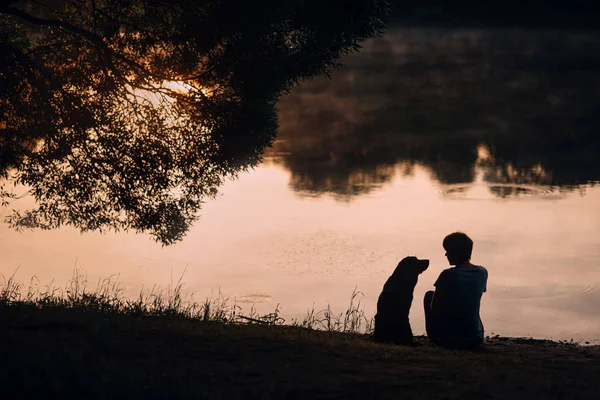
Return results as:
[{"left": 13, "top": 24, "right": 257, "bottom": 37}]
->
[{"left": 443, "top": 232, "right": 473, "bottom": 264}]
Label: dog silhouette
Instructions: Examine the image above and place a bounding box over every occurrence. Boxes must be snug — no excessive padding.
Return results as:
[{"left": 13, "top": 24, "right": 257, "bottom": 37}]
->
[{"left": 374, "top": 256, "right": 429, "bottom": 345}]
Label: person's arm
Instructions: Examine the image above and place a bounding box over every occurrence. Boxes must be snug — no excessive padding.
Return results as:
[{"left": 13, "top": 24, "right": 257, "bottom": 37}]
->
[
  {"left": 482, "top": 267, "right": 488, "bottom": 293},
  {"left": 431, "top": 270, "right": 448, "bottom": 313},
  {"left": 431, "top": 288, "right": 447, "bottom": 313}
]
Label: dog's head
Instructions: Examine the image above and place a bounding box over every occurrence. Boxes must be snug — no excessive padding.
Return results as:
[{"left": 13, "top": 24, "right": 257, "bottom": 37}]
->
[{"left": 392, "top": 256, "right": 430, "bottom": 277}]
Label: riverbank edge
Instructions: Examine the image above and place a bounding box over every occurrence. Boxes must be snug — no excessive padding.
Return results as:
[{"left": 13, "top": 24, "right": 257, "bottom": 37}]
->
[{"left": 1, "top": 300, "right": 599, "bottom": 399}]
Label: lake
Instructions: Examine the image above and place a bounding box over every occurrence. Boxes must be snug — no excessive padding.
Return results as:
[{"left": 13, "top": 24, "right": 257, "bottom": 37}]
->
[{"left": 1, "top": 27, "right": 599, "bottom": 343}]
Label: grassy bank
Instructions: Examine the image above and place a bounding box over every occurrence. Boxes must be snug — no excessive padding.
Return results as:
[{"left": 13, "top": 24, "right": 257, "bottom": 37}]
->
[{"left": 1, "top": 274, "right": 599, "bottom": 399}]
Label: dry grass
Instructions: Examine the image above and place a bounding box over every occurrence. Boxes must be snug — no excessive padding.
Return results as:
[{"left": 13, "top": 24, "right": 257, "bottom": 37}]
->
[{"left": 0, "top": 269, "right": 372, "bottom": 333}]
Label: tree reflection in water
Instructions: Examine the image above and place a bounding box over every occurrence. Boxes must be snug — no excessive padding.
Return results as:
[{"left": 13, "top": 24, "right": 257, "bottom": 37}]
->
[{"left": 269, "top": 27, "right": 600, "bottom": 199}]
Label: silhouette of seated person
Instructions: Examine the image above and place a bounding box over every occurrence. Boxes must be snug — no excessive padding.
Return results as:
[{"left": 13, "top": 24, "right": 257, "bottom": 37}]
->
[{"left": 424, "top": 232, "right": 488, "bottom": 348}]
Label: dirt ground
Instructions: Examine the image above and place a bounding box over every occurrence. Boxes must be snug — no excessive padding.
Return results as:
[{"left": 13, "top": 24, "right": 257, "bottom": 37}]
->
[{"left": 1, "top": 305, "right": 598, "bottom": 399}]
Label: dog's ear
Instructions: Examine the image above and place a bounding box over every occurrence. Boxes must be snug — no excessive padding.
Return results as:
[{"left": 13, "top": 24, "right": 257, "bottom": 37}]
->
[{"left": 393, "top": 256, "right": 417, "bottom": 275}]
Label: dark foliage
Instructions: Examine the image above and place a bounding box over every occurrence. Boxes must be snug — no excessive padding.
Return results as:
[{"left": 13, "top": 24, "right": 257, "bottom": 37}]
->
[{"left": 0, "top": 0, "right": 390, "bottom": 244}]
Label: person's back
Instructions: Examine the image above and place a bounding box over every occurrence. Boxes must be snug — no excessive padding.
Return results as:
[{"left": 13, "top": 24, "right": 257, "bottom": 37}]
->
[
  {"left": 433, "top": 264, "right": 487, "bottom": 343},
  {"left": 424, "top": 232, "right": 488, "bottom": 348}
]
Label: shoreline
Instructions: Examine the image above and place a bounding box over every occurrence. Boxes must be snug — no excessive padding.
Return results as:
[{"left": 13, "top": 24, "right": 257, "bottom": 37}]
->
[
  {"left": 2, "top": 301, "right": 599, "bottom": 399},
  {"left": 1, "top": 271, "right": 597, "bottom": 346}
]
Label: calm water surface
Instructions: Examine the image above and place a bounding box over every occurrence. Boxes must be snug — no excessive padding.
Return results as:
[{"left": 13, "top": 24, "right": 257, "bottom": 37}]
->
[{"left": 1, "top": 28, "right": 600, "bottom": 342}]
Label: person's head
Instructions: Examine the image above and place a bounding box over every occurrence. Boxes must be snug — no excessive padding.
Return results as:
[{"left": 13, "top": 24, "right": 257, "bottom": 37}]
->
[{"left": 443, "top": 232, "right": 473, "bottom": 266}]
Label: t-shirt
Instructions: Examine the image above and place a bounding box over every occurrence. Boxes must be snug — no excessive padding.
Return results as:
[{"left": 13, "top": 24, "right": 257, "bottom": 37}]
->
[{"left": 433, "top": 265, "right": 488, "bottom": 341}]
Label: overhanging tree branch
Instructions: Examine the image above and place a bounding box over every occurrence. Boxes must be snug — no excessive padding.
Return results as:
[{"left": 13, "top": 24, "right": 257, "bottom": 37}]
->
[
  {"left": 1, "top": 0, "right": 392, "bottom": 244},
  {"left": 0, "top": 5, "right": 156, "bottom": 84}
]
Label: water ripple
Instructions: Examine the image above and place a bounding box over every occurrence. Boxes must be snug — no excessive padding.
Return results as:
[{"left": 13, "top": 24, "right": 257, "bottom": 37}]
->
[
  {"left": 440, "top": 183, "right": 565, "bottom": 200},
  {"left": 234, "top": 294, "right": 272, "bottom": 304}
]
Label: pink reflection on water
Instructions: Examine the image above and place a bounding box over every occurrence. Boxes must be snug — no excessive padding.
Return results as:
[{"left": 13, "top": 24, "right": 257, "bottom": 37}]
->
[{"left": 1, "top": 163, "right": 599, "bottom": 342}]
